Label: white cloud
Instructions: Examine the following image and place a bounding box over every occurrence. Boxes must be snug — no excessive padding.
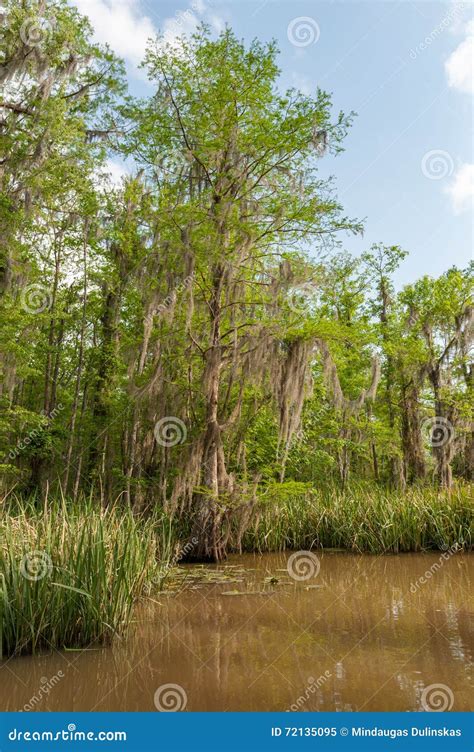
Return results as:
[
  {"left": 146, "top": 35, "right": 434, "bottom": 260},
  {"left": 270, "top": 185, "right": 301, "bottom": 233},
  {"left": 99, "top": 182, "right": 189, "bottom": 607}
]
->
[
  {"left": 72, "top": 0, "right": 227, "bottom": 72},
  {"left": 289, "top": 72, "right": 313, "bottom": 96},
  {"left": 162, "top": 8, "right": 200, "bottom": 46},
  {"left": 93, "top": 158, "right": 130, "bottom": 190},
  {"left": 105, "top": 158, "right": 130, "bottom": 184},
  {"left": 207, "top": 13, "right": 226, "bottom": 35},
  {"left": 160, "top": 1, "right": 226, "bottom": 49},
  {"left": 445, "top": 162, "right": 474, "bottom": 214},
  {"left": 445, "top": 18, "right": 474, "bottom": 94},
  {"left": 73, "top": 0, "right": 156, "bottom": 68}
]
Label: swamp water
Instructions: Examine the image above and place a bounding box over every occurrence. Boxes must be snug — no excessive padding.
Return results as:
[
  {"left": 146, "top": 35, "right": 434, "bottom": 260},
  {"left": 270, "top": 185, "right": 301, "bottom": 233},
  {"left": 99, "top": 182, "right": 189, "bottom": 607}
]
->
[{"left": 1, "top": 552, "right": 472, "bottom": 711}]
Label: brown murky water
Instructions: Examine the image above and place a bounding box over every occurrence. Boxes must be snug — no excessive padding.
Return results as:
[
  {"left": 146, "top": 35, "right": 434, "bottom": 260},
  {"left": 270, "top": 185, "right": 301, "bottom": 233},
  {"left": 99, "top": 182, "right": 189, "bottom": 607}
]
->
[{"left": 1, "top": 552, "right": 472, "bottom": 712}]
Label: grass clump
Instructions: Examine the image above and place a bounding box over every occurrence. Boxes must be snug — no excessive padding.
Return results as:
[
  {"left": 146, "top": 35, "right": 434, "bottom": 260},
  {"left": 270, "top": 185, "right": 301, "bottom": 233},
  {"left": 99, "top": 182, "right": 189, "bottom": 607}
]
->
[
  {"left": 240, "top": 482, "right": 473, "bottom": 553},
  {"left": 1, "top": 483, "right": 471, "bottom": 657},
  {"left": 0, "top": 495, "right": 170, "bottom": 658}
]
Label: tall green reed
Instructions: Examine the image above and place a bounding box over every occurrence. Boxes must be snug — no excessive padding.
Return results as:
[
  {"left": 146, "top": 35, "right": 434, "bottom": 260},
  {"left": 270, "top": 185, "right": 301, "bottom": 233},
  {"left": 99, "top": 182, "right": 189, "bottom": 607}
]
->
[
  {"left": 239, "top": 482, "right": 473, "bottom": 554},
  {"left": 0, "top": 494, "right": 172, "bottom": 658}
]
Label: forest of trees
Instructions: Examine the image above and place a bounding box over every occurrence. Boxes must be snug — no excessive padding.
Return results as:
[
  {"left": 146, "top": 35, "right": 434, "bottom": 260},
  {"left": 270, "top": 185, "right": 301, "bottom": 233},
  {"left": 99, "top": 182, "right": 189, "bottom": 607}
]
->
[{"left": 1, "top": 1, "right": 472, "bottom": 560}]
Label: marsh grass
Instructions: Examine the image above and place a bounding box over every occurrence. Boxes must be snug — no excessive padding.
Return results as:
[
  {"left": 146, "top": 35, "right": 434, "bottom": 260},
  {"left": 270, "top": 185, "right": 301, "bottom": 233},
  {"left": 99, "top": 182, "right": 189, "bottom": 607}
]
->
[
  {"left": 1, "top": 483, "right": 471, "bottom": 657},
  {"left": 239, "top": 483, "right": 473, "bottom": 554},
  {"left": 0, "top": 495, "right": 171, "bottom": 658}
]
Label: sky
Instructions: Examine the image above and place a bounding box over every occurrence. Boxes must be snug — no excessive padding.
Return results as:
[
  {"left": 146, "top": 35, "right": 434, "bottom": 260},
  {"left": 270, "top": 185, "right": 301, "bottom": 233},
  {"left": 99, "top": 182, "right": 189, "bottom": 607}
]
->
[{"left": 72, "top": 0, "right": 473, "bottom": 287}]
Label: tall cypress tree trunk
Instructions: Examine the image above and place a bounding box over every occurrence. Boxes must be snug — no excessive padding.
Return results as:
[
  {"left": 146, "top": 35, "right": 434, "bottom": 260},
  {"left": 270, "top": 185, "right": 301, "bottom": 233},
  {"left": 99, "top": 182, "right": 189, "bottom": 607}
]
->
[
  {"left": 87, "top": 284, "right": 121, "bottom": 500},
  {"left": 428, "top": 366, "right": 454, "bottom": 489},
  {"left": 191, "top": 264, "right": 229, "bottom": 561},
  {"left": 379, "top": 279, "right": 400, "bottom": 486},
  {"left": 64, "top": 227, "right": 88, "bottom": 493},
  {"left": 400, "top": 378, "right": 425, "bottom": 483},
  {"left": 462, "top": 364, "right": 473, "bottom": 481}
]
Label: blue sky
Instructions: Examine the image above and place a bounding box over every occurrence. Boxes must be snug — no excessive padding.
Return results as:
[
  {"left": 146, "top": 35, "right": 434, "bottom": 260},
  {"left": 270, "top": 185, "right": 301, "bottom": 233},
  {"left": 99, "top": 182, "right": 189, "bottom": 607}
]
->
[{"left": 73, "top": 0, "right": 473, "bottom": 287}]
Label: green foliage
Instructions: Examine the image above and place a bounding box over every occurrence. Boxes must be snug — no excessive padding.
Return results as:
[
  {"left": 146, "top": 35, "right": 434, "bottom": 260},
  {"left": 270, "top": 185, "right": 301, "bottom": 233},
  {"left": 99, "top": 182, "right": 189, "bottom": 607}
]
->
[
  {"left": 0, "top": 3, "right": 472, "bottom": 568},
  {"left": 240, "top": 483, "right": 473, "bottom": 554},
  {"left": 0, "top": 495, "right": 173, "bottom": 657}
]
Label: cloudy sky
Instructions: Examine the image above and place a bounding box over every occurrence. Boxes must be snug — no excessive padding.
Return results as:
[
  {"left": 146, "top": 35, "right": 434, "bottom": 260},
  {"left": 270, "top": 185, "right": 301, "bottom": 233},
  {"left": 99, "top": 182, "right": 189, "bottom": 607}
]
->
[{"left": 72, "top": 0, "right": 473, "bottom": 286}]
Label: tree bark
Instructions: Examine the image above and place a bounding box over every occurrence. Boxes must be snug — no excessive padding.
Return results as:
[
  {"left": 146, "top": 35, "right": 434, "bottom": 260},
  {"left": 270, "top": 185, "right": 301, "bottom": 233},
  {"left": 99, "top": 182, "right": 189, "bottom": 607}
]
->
[
  {"left": 400, "top": 378, "right": 425, "bottom": 483},
  {"left": 190, "top": 263, "right": 230, "bottom": 561},
  {"left": 427, "top": 365, "right": 455, "bottom": 489}
]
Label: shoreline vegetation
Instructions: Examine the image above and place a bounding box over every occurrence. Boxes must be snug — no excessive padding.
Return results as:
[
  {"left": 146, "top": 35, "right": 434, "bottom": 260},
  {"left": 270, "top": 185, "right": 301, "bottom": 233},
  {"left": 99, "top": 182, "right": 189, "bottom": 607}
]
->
[
  {"left": 0, "top": 495, "right": 171, "bottom": 658},
  {"left": 1, "top": 484, "right": 471, "bottom": 658},
  {"left": 0, "top": 4, "right": 472, "bottom": 660}
]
